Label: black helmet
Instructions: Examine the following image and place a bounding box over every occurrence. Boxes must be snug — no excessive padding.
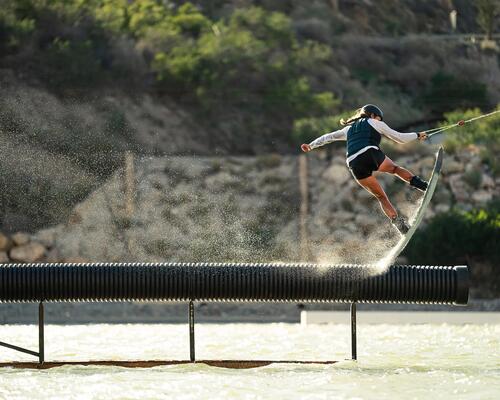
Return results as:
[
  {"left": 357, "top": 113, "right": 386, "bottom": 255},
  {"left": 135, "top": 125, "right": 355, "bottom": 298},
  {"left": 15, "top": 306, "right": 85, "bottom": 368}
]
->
[{"left": 361, "top": 104, "right": 383, "bottom": 120}]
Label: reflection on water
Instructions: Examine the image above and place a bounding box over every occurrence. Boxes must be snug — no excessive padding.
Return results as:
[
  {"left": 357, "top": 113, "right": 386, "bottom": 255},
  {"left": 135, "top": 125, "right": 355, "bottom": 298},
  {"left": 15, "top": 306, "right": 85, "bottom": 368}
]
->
[{"left": 0, "top": 323, "right": 498, "bottom": 399}]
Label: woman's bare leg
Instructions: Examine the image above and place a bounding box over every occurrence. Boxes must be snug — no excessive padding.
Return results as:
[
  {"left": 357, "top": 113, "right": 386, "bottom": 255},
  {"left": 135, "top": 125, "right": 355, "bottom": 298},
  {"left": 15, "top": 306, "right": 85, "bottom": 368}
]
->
[
  {"left": 378, "top": 156, "right": 413, "bottom": 182},
  {"left": 378, "top": 155, "right": 428, "bottom": 192},
  {"left": 356, "top": 175, "right": 397, "bottom": 219}
]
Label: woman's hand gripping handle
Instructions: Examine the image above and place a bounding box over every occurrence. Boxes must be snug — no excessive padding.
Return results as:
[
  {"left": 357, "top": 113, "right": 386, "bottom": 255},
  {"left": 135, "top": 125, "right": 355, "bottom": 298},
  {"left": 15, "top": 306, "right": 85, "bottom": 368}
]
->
[
  {"left": 301, "top": 143, "right": 312, "bottom": 152},
  {"left": 417, "top": 132, "right": 428, "bottom": 141}
]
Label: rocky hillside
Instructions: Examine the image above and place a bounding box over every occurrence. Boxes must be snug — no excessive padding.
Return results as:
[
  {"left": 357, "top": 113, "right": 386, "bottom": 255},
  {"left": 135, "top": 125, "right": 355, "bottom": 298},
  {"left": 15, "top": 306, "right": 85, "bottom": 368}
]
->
[
  {"left": 1, "top": 1, "right": 499, "bottom": 234},
  {"left": 0, "top": 73, "right": 208, "bottom": 232},
  {"left": 1, "top": 145, "right": 496, "bottom": 268}
]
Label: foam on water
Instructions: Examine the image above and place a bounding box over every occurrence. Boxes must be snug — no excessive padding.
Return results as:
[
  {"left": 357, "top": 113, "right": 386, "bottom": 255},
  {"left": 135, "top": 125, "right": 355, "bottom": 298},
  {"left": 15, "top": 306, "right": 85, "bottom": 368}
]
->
[{"left": 0, "top": 323, "right": 498, "bottom": 400}]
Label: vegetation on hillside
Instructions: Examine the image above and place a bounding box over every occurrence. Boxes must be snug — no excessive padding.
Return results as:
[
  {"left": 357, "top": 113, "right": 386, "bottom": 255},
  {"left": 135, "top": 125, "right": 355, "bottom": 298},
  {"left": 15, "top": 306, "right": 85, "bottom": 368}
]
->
[
  {"left": 1, "top": 0, "right": 499, "bottom": 154},
  {"left": 405, "top": 201, "right": 500, "bottom": 295},
  {"left": 0, "top": 0, "right": 499, "bottom": 244},
  {"left": 440, "top": 107, "right": 500, "bottom": 175},
  {"left": 476, "top": 0, "right": 500, "bottom": 40}
]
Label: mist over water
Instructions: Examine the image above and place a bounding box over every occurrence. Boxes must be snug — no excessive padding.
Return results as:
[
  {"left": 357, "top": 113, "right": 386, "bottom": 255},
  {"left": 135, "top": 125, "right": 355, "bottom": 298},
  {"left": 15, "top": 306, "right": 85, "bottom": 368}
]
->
[
  {"left": 49, "top": 153, "right": 423, "bottom": 267},
  {"left": 376, "top": 195, "right": 425, "bottom": 272},
  {"left": 0, "top": 83, "right": 425, "bottom": 269},
  {"left": 0, "top": 133, "right": 420, "bottom": 268}
]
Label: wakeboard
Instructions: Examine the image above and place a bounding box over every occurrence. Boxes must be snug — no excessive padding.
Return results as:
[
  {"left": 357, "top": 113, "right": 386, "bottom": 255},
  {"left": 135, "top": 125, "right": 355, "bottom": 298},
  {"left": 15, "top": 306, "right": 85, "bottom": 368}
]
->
[{"left": 391, "top": 146, "right": 444, "bottom": 258}]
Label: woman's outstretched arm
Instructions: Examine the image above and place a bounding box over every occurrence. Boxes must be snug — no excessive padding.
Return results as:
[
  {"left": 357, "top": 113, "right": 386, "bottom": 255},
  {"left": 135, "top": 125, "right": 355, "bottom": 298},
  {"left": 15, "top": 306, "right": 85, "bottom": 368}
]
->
[
  {"left": 301, "top": 126, "right": 350, "bottom": 152},
  {"left": 368, "top": 119, "right": 427, "bottom": 143}
]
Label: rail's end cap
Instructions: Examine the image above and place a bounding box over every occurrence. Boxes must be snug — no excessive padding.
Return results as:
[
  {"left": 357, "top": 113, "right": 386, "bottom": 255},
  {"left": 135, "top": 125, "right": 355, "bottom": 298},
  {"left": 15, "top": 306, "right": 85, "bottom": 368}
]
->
[{"left": 453, "top": 265, "right": 469, "bottom": 306}]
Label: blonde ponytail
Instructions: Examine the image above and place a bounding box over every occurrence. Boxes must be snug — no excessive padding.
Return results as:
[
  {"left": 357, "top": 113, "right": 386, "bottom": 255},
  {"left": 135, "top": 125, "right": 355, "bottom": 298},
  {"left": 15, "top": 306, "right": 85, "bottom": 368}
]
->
[{"left": 340, "top": 108, "right": 369, "bottom": 126}]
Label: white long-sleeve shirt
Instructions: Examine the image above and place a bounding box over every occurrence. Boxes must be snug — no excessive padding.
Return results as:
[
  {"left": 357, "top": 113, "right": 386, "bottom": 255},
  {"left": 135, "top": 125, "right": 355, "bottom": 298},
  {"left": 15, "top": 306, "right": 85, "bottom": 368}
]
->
[{"left": 308, "top": 119, "right": 417, "bottom": 163}]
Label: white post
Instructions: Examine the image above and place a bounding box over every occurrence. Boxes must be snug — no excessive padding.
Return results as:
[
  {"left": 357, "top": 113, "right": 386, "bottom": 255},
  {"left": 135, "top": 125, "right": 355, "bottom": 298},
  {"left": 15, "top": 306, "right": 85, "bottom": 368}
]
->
[{"left": 450, "top": 10, "right": 457, "bottom": 32}]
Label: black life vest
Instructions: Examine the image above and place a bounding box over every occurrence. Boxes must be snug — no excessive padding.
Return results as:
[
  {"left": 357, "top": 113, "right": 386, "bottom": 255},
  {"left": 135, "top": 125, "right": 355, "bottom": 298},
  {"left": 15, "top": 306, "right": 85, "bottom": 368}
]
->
[{"left": 346, "top": 118, "right": 381, "bottom": 157}]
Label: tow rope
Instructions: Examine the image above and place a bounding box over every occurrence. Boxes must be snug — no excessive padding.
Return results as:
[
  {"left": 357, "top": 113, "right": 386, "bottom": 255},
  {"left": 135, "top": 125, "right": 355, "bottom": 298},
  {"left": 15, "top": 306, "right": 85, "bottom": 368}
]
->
[{"left": 425, "top": 109, "right": 500, "bottom": 137}]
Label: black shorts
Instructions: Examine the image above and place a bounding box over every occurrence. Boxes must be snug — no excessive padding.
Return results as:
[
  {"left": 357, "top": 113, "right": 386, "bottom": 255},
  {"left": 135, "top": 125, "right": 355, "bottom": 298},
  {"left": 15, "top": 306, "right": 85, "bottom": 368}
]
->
[{"left": 348, "top": 148, "right": 386, "bottom": 180}]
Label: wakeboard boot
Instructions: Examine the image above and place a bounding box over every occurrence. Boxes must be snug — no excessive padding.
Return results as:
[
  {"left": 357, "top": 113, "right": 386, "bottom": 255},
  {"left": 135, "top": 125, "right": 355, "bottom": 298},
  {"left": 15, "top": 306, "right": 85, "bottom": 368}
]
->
[
  {"left": 391, "top": 215, "right": 410, "bottom": 235},
  {"left": 410, "top": 175, "right": 428, "bottom": 192}
]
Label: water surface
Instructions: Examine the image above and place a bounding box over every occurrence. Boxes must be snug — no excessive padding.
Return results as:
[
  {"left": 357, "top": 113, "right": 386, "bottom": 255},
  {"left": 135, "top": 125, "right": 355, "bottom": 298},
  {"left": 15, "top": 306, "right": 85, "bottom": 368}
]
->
[{"left": 0, "top": 323, "right": 498, "bottom": 399}]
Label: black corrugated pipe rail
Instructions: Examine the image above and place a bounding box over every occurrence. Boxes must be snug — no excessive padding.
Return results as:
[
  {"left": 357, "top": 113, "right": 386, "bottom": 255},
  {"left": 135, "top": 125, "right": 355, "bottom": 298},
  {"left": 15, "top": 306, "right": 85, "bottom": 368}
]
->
[{"left": 0, "top": 263, "right": 469, "bottom": 305}]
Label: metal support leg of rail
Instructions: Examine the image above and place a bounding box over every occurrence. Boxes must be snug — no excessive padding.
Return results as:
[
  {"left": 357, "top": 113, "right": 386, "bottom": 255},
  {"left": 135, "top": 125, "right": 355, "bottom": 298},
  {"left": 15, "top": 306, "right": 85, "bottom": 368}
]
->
[
  {"left": 0, "top": 302, "right": 44, "bottom": 362},
  {"left": 189, "top": 301, "right": 195, "bottom": 362},
  {"left": 350, "top": 302, "right": 357, "bottom": 361},
  {"left": 39, "top": 302, "right": 44, "bottom": 364}
]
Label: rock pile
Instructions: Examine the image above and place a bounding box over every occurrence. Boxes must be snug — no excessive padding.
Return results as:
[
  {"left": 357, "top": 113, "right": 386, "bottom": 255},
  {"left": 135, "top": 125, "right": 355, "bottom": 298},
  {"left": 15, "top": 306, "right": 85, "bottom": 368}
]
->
[
  {"left": 0, "top": 229, "right": 87, "bottom": 264},
  {"left": 0, "top": 232, "right": 43, "bottom": 263}
]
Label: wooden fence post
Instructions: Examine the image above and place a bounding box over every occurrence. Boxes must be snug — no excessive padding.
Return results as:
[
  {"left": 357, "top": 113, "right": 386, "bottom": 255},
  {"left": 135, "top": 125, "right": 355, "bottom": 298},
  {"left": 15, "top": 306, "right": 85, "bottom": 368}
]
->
[{"left": 124, "top": 151, "right": 135, "bottom": 218}]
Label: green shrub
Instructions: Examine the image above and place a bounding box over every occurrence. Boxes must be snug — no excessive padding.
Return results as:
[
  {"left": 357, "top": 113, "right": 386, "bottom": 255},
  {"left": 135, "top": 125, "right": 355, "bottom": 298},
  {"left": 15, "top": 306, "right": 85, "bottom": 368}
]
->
[
  {"left": 42, "top": 38, "right": 105, "bottom": 89},
  {"left": 442, "top": 107, "right": 500, "bottom": 149},
  {"left": 91, "top": 0, "right": 129, "bottom": 33},
  {"left": 423, "top": 71, "right": 489, "bottom": 114},
  {"left": 170, "top": 3, "right": 211, "bottom": 37},
  {"left": 440, "top": 106, "right": 500, "bottom": 175},
  {"left": 480, "top": 148, "right": 500, "bottom": 177},
  {"left": 150, "top": 4, "right": 338, "bottom": 144},
  {"left": 0, "top": 6, "right": 35, "bottom": 54},
  {"left": 404, "top": 202, "right": 500, "bottom": 266},
  {"left": 127, "top": 0, "right": 171, "bottom": 37}
]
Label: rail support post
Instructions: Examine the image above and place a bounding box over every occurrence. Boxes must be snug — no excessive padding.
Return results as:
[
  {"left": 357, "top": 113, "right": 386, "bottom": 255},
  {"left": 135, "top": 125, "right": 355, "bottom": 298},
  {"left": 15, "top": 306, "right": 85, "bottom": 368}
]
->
[
  {"left": 350, "top": 302, "right": 357, "bottom": 360},
  {"left": 39, "top": 302, "right": 44, "bottom": 364},
  {"left": 189, "top": 301, "right": 195, "bottom": 362}
]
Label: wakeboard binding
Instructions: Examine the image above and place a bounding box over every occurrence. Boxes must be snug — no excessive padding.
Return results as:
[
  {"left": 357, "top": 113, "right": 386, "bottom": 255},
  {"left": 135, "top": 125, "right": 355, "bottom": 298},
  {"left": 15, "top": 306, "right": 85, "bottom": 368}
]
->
[
  {"left": 391, "top": 215, "right": 410, "bottom": 235},
  {"left": 410, "top": 175, "right": 428, "bottom": 192}
]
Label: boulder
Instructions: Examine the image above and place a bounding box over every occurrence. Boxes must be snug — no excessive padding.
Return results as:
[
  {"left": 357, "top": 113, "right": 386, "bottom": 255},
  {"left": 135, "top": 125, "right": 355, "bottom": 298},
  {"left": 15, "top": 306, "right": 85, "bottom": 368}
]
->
[
  {"left": 481, "top": 174, "right": 495, "bottom": 189},
  {"left": 34, "top": 229, "right": 56, "bottom": 248},
  {"left": 11, "top": 232, "right": 30, "bottom": 246},
  {"left": 0, "top": 251, "right": 9, "bottom": 263},
  {"left": 465, "top": 159, "right": 481, "bottom": 173},
  {"left": 418, "top": 156, "right": 436, "bottom": 170},
  {"left": 9, "top": 242, "right": 46, "bottom": 263},
  {"left": 0, "top": 233, "right": 13, "bottom": 251},
  {"left": 45, "top": 248, "right": 61, "bottom": 263},
  {"left": 443, "top": 160, "right": 463, "bottom": 174},
  {"left": 434, "top": 203, "right": 450, "bottom": 213},
  {"left": 448, "top": 174, "right": 469, "bottom": 202},
  {"left": 472, "top": 190, "right": 493, "bottom": 204},
  {"left": 433, "top": 187, "right": 452, "bottom": 204}
]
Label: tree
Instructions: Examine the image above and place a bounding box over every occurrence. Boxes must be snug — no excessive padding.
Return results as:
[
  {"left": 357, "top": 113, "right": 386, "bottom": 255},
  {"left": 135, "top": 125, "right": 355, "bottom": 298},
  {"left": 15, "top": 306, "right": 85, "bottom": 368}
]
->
[{"left": 475, "top": 0, "right": 499, "bottom": 40}]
